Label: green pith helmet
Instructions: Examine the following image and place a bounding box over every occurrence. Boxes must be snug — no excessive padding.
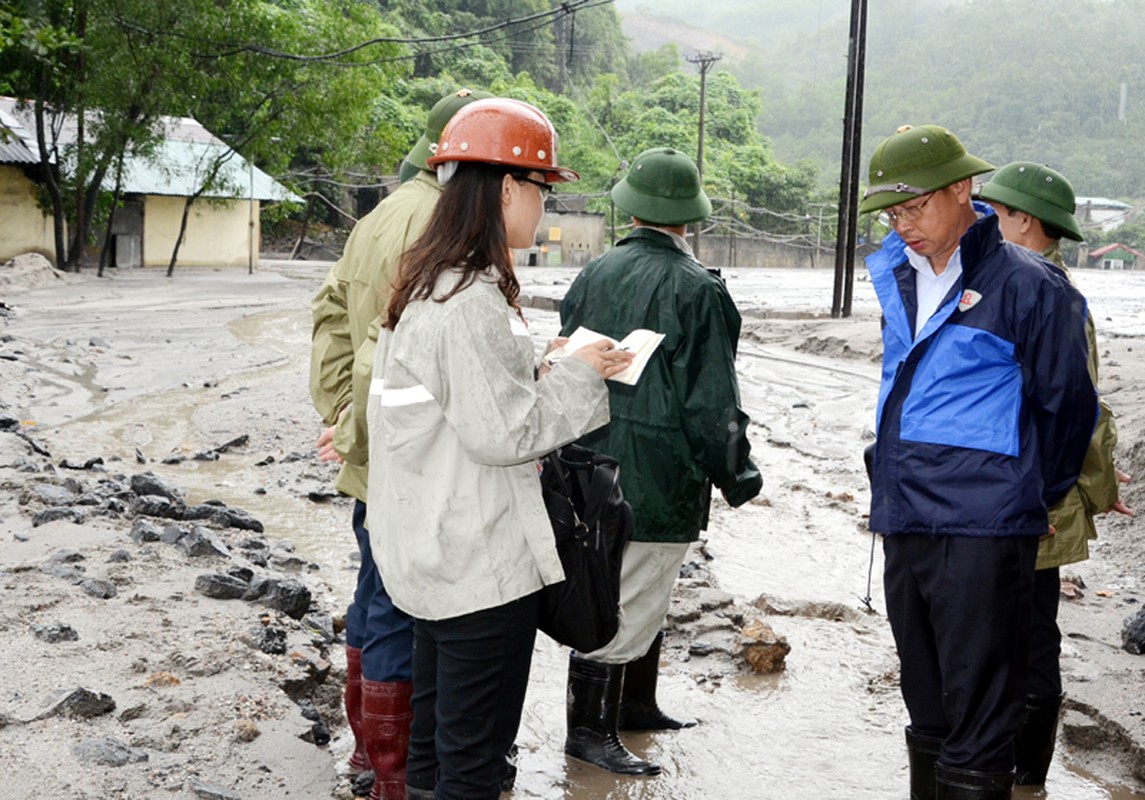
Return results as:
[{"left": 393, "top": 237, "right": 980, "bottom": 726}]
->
[
  {"left": 977, "top": 161, "right": 1083, "bottom": 241},
  {"left": 859, "top": 124, "right": 994, "bottom": 214},
  {"left": 611, "top": 147, "right": 712, "bottom": 226},
  {"left": 405, "top": 88, "right": 494, "bottom": 172}
]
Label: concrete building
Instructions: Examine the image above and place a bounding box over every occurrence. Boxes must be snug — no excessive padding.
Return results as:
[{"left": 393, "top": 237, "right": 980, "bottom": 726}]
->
[{"left": 0, "top": 98, "right": 298, "bottom": 268}]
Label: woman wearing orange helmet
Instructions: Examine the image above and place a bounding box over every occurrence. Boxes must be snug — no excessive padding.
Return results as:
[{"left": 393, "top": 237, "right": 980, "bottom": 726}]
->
[{"left": 364, "top": 98, "right": 632, "bottom": 800}]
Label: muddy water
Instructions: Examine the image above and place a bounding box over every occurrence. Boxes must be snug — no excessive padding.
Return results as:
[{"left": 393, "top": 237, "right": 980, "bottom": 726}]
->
[{"left": 16, "top": 264, "right": 1144, "bottom": 799}]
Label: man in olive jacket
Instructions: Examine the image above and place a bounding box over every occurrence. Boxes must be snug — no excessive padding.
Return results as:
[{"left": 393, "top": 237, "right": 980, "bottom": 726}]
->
[
  {"left": 978, "top": 162, "right": 1131, "bottom": 787},
  {"left": 559, "top": 146, "right": 762, "bottom": 776}
]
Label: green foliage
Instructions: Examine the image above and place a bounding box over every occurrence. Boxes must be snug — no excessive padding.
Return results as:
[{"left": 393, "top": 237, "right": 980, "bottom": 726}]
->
[
  {"left": 695, "top": 0, "right": 1145, "bottom": 203},
  {"left": 1, "top": 0, "right": 823, "bottom": 263}
]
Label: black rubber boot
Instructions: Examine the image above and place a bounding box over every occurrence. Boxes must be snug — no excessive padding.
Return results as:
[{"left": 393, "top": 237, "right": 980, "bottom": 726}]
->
[
  {"left": 905, "top": 726, "right": 943, "bottom": 800},
  {"left": 1014, "top": 693, "right": 1064, "bottom": 785},
  {"left": 404, "top": 786, "right": 433, "bottom": 800},
  {"left": 619, "top": 631, "right": 696, "bottom": 731},
  {"left": 564, "top": 653, "right": 661, "bottom": 776},
  {"left": 935, "top": 763, "right": 1014, "bottom": 800}
]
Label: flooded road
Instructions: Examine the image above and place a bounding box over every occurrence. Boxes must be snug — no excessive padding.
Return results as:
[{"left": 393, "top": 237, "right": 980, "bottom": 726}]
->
[{"left": 9, "top": 262, "right": 1144, "bottom": 799}]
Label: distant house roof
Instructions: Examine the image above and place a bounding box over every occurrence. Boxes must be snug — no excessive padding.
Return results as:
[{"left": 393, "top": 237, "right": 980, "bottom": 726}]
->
[
  {"left": 1076, "top": 197, "right": 1133, "bottom": 210},
  {"left": 0, "top": 97, "right": 299, "bottom": 202},
  {"left": 0, "top": 106, "right": 38, "bottom": 165},
  {"left": 1089, "top": 243, "right": 1145, "bottom": 259}
]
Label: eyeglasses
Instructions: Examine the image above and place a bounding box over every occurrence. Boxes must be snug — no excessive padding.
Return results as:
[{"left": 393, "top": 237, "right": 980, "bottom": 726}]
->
[
  {"left": 878, "top": 192, "right": 936, "bottom": 227},
  {"left": 513, "top": 175, "right": 554, "bottom": 199}
]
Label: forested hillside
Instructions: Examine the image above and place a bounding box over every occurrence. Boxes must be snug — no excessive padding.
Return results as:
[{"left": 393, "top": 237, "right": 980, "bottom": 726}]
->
[
  {"left": 620, "top": 0, "right": 1145, "bottom": 203},
  {"left": 1, "top": 0, "right": 820, "bottom": 270}
]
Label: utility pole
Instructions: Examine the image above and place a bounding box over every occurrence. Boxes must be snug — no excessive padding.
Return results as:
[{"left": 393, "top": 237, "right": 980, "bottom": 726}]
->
[
  {"left": 831, "top": 0, "right": 867, "bottom": 318},
  {"left": 687, "top": 50, "right": 721, "bottom": 259}
]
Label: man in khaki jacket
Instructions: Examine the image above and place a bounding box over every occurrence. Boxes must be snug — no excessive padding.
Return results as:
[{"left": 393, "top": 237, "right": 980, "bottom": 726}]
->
[
  {"left": 978, "top": 161, "right": 1132, "bottom": 786},
  {"left": 308, "top": 88, "right": 490, "bottom": 800}
]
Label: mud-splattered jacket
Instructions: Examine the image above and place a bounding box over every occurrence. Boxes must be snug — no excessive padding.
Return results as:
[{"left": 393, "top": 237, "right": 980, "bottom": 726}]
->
[
  {"left": 866, "top": 213, "right": 1096, "bottom": 537},
  {"left": 365, "top": 272, "right": 610, "bottom": 620},
  {"left": 559, "top": 227, "right": 761, "bottom": 543}
]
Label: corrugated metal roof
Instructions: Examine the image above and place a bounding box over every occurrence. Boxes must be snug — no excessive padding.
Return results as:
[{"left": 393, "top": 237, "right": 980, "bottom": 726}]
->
[
  {"left": 0, "top": 96, "right": 300, "bottom": 202},
  {"left": 121, "top": 140, "right": 301, "bottom": 202},
  {"left": 0, "top": 106, "right": 38, "bottom": 164}
]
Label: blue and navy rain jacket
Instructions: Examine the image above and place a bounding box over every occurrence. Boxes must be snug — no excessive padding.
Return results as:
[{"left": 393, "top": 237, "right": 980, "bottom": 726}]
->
[{"left": 866, "top": 212, "right": 1097, "bottom": 537}]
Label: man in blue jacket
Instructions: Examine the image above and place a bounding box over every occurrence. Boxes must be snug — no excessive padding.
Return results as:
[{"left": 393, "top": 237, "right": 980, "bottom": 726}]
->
[{"left": 860, "top": 126, "right": 1096, "bottom": 800}]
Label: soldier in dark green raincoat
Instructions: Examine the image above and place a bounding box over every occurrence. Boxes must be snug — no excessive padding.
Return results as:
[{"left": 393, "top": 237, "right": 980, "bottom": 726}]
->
[{"left": 558, "top": 146, "right": 762, "bottom": 777}]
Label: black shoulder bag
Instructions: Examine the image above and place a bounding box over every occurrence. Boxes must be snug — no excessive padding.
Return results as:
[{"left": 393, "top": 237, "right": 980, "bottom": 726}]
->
[{"left": 538, "top": 444, "right": 632, "bottom": 652}]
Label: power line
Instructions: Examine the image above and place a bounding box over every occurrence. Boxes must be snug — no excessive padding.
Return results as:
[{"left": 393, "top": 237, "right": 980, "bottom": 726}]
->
[{"left": 113, "top": 0, "right": 613, "bottom": 67}]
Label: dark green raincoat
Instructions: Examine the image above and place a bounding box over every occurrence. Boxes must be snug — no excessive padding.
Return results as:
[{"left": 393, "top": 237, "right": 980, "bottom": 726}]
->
[{"left": 559, "top": 227, "right": 762, "bottom": 542}]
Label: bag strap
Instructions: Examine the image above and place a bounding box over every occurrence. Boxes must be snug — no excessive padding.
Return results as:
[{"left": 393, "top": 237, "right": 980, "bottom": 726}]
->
[
  {"left": 581, "top": 459, "right": 620, "bottom": 548},
  {"left": 545, "top": 451, "right": 588, "bottom": 534}
]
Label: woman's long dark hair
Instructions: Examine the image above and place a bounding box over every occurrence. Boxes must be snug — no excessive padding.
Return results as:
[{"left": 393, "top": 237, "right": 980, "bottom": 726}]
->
[{"left": 384, "top": 162, "right": 521, "bottom": 329}]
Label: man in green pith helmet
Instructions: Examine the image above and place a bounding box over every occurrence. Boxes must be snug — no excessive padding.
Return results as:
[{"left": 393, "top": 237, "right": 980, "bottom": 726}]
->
[
  {"left": 861, "top": 126, "right": 1097, "bottom": 800},
  {"left": 558, "top": 146, "right": 762, "bottom": 777},
  {"left": 978, "top": 162, "right": 1132, "bottom": 787},
  {"left": 309, "top": 87, "right": 493, "bottom": 800}
]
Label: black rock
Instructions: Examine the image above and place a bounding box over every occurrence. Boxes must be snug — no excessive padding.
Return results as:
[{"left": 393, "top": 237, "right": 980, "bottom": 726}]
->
[
  {"left": 250, "top": 626, "right": 287, "bottom": 655},
  {"left": 26, "top": 483, "right": 77, "bottom": 506},
  {"left": 60, "top": 457, "right": 104, "bottom": 470},
  {"left": 212, "top": 434, "right": 249, "bottom": 454},
  {"left": 132, "top": 494, "right": 185, "bottom": 520},
  {"left": 302, "top": 613, "right": 335, "bottom": 645},
  {"left": 129, "top": 519, "right": 163, "bottom": 543},
  {"left": 243, "top": 577, "right": 273, "bottom": 600},
  {"left": 107, "top": 550, "right": 132, "bottom": 563},
  {"left": 260, "top": 578, "right": 312, "bottom": 620},
  {"left": 189, "top": 780, "right": 242, "bottom": 800},
  {"left": 227, "top": 566, "right": 254, "bottom": 583},
  {"left": 32, "top": 622, "right": 79, "bottom": 643},
  {"left": 31, "top": 507, "right": 86, "bottom": 527},
  {"left": 130, "top": 471, "right": 184, "bottom": 501},
  {"left": 1122, "top": 606, "right": 1145, "bottom": 655},
  {"left": 54, "top": 688, "right": 116, "bottom": 719},
  {"left": 79, "top": 578, "right": 118, "bottom": 599},
  {"left": 351, "top": 770, "right": 376, "bottom": 796},
  {"left": 159, "top": 524, "right": 189, "bottom": 545},
  {"left": 213, "top": 506, "right": 264, "bottom": 533},
  {"left": 0, "top": 413, "right": 19, "bottom": 431},
  {"left": 183, "top": 503, "right": 221, "bottom": 521},
  {"left": 194, "top": 573, "right": 250, "bottom": 600},
  {"left": 49, "top": 549, "right": 86, "bottom": 564},
  {"left": 73, "top": 737, "right": 148, "bottom": 767},
  {"left": 177, "top": 526, "right": 231, "bottom": 558},
  {"left": 306, "top": 721, "right": 331, "bottom": 746},
  {"left": 41, "top": 563, "right": 85, "bottom": 581}
]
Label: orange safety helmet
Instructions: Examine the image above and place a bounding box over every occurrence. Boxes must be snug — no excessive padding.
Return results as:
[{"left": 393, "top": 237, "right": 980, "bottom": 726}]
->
[{"left": 426, "top": 97, "right": 579, "bottom": 184}]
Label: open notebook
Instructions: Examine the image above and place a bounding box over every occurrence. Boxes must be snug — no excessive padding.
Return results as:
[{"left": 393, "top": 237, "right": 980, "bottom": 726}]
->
[{"left": 545, "top": 326, "right": 665, "bottom": 385}]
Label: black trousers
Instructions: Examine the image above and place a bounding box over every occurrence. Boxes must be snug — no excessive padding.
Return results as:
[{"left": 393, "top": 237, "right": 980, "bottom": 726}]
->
[
  {"left": 884, "top": 534, "right": 1038, "bottom": 773},
  {"left": 1027, "top": 566, "right": 1063, "bottom": 698},
  {"left": 406, "top": 592, "right": 539, "bottom": 800}
]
